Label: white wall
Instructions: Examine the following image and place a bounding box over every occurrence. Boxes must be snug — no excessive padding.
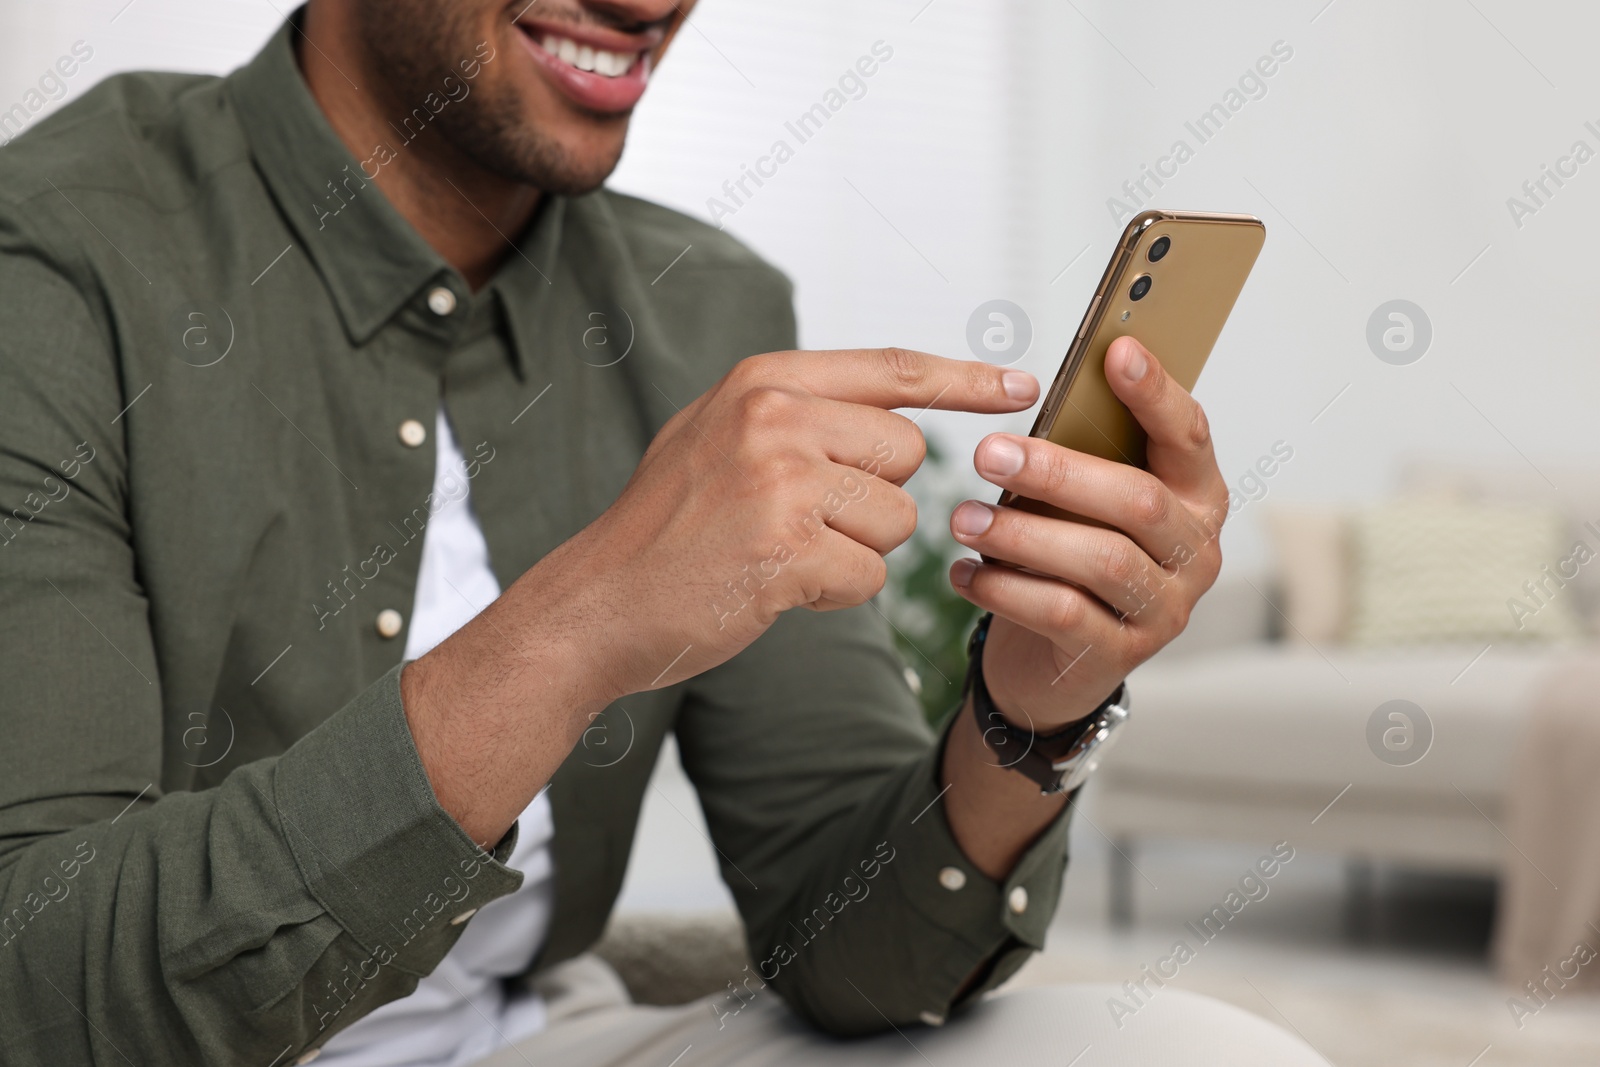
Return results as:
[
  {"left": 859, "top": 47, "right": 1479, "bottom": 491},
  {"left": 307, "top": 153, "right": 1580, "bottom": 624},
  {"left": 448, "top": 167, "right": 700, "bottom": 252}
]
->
[
  {"left": 6, "top": 0, "right": 1599, "bottom": 575},
  {"left": 0, "top": 1, "right": 279, "bottom": 102},
  {"left": 1047, "top": 0, "right": 1600, "bottom": 571},
  {"left": 614, "top": 0, "right": 1600, "bottom": 573}
]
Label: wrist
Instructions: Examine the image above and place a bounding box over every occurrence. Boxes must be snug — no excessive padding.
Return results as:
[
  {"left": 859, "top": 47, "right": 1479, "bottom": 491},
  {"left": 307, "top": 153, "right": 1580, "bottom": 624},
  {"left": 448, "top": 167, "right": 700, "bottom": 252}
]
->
[
  {"left": 398, "top": 580, "right": 618, "bottom": 845},
  {"left": 964, "top": 614, "right": 1131, "bottom": 796},
  {"left": 975, "top": 616, "right": 1122, "bottom": 731},
  {"left": 497, "top": 555, "right": 631, "bottom": 717},
  {"left": 984, "top": 678, "right": 1106, "bottom": 733},
  {"left": 941, "top": 690, "right": 1071, "bottom": 881}
]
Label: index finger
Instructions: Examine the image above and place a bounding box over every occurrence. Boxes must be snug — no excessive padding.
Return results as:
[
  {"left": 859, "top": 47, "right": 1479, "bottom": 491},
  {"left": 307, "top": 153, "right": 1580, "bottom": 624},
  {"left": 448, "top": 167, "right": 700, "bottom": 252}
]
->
[
  {"left": 757, "top": 347, "right": 1039, "bottom": 414},
  {"left": 1103, "top": 336, "right": 1227, "bottom": 504}
]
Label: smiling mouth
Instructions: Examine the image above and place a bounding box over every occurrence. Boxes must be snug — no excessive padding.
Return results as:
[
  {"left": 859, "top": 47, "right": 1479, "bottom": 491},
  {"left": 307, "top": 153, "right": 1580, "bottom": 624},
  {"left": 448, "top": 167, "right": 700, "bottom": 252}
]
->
[
  {"left": 531, "top": 31, "right": 642, "bottom": 78},
  {"left": 512, "top": 19, "right": 659, "bottom": 114}
]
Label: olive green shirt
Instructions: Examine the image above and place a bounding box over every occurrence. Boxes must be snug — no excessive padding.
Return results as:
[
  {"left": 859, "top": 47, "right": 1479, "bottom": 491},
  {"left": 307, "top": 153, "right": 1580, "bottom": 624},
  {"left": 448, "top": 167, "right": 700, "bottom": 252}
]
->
[{"left": 0, "top": 16, "right": 1073, "bottom": 1066}]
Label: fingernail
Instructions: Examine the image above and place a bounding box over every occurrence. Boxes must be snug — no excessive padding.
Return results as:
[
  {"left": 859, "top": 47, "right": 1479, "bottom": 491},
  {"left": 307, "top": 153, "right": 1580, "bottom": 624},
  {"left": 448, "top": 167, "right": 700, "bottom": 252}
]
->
[
  {"left": 1002, "top": 371, "right": 1038, "bottom": 402},
  {"left": 951, "top": 558, "right": 978, "bottom": 588},
  {"left": 1120, "top": 345, "right": 1148, "bottom": 383},
  {"left": 952, "top": 501, "right": 995, "bottom": 538},
  {"left": 980, "top": 436, "right": 1025, "bottom": 478}
]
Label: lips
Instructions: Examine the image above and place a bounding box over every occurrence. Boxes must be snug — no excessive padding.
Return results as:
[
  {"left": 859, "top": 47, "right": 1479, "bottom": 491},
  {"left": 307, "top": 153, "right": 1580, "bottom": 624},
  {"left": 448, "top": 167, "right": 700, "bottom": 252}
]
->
[{"left": 513, "top": 20, "right": 658, "bottom": 114}]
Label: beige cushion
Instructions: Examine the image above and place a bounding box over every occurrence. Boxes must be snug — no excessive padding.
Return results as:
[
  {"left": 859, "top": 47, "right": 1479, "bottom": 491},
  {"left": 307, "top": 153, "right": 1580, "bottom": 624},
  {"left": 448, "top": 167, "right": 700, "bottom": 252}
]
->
[
  {"left": 1398, "top": 455, "right": 1600, "bottom": 627},
  {"left": 1264, "top": 506, "right": 1350, "bottom": 643},
  {"left": 1346, "top": 498, "right": 1584, "bottom": 646}
]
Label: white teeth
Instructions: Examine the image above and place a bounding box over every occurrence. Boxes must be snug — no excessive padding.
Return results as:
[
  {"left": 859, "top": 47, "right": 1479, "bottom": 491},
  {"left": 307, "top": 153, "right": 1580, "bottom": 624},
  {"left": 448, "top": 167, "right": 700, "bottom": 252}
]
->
[
  {"left": 533, "top": 31, "right": 639, "bottom": 78},
  {"left": 596, "top": 50, "right": 635, "bottom": 77}
]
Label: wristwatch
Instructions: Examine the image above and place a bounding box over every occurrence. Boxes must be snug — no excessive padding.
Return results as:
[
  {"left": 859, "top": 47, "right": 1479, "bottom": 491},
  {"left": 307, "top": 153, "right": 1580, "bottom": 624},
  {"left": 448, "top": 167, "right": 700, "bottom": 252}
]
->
[{"left": 964, "top": 613, "right": 1131, "bottom": 795}]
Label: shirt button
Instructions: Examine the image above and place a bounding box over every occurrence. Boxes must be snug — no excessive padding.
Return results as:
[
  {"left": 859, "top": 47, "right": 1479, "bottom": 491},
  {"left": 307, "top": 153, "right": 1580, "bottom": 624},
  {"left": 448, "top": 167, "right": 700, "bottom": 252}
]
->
[
  {"left": 918, "top": 1010, "right": 947, "bottom": 1027},
  {"left": 426, "top": 286, "right": 457, "bottom": 317},
  {"left": 295, "top": 1051, "right": 322, "bottom": 1066},
  {"left": 937, "top": 866, "right": 967, "bottom": 892},
  {"left": 1008, "top": 886, "right": 1030, "bottom": 915},
  {"left": 449, "top": 908, "right": 479, "bottom": 926},
  {"left": 375, "top": 609, "right": 404, "bottom": 639},
  {"left": 398, "top": 419, "right": 428, "bottom": 448}
]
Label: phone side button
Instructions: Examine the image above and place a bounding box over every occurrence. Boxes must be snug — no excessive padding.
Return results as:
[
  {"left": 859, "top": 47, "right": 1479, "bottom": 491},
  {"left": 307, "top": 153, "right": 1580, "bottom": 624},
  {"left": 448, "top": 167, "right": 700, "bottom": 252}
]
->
[{"left": 1077, "top": 294, "right": 1101, "bottom": 339}]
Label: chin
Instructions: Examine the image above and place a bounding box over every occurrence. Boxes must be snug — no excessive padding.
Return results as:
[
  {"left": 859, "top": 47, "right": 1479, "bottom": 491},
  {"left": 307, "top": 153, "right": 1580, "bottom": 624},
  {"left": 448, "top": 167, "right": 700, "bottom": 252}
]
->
[
  {"left": 434, "top": 78, "right": 632, "bottom": 195},
  {"left": 533, "top": 113, "right": 631, "bottom": 186},
  {"left": 515, "top": 126, "right": 629, "bottom": 195}
]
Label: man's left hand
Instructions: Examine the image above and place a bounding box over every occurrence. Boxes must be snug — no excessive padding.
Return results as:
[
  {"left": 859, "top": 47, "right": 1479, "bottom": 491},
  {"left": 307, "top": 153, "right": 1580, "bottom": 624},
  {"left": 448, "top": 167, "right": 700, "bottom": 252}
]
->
[{"left": 947, "top": 335, "right": 1229, "bottom": 731}]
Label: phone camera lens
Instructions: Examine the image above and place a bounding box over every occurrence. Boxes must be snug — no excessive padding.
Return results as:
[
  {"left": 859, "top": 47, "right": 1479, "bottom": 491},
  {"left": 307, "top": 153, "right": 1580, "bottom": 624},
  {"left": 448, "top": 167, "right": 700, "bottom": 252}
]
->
[
  {"left": 1148, "top": 236, "right": 1171, "bottom": 262},
  {"left": 1129, "top": 275, "right": 1153, "bottom": 301}
]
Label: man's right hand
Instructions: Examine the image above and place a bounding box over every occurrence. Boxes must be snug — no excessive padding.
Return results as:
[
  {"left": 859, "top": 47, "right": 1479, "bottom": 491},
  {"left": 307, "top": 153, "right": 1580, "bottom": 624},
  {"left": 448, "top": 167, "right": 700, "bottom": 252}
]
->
[
  {"left": 401, "top": 347, "right": 1038, "bottom": 845},
  {"left": 556, "top": 348, "right": 1040, "bottom": 698}
]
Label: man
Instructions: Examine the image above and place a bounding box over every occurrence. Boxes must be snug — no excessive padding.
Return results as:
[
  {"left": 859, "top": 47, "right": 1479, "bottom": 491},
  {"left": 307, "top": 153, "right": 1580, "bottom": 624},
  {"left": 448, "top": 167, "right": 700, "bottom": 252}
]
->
[{"left": 0, "top": 1, "right": 1322, "bottom": 1064}]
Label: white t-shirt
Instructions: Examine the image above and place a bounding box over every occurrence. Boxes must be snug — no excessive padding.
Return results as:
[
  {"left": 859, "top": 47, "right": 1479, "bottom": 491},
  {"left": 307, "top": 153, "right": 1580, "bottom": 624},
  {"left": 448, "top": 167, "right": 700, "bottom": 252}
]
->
[{"left": 317, "top": 408, "right": 556, "bottom": 1067}]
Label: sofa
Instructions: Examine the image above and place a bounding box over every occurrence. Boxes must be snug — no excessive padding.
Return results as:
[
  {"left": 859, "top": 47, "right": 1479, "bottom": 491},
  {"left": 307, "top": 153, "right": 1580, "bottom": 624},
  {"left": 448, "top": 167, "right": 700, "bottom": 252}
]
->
[{"left": 1089, "top": 456, "right": 1600, "bottom": 924}]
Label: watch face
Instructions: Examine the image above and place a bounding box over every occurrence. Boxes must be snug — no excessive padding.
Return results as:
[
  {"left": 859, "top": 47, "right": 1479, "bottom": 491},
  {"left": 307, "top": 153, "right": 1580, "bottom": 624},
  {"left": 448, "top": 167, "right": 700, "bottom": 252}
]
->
[{"left": 1060, "top": 705, "right": 1130, "bottom": 792}]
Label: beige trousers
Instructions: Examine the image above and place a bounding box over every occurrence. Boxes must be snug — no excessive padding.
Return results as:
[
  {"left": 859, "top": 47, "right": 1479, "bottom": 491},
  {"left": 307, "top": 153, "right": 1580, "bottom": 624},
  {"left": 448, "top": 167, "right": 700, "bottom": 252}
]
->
[{"left": 472, "top": 955, "right": 1326, "bottom": 1067}]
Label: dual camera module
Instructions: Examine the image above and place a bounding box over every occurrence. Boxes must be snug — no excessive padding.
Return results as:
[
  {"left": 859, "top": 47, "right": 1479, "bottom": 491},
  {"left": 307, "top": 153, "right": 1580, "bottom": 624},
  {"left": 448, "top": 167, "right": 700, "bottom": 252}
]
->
[{"left": 1129, "top": 234, "right": 1170, "bottom": 302}]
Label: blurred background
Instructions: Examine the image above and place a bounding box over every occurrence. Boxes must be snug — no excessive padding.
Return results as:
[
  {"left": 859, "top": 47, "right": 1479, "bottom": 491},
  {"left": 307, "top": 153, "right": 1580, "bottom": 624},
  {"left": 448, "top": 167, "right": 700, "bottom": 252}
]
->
[{"left": 8, "top": 1, "right": 1600, "bottom": 1063}]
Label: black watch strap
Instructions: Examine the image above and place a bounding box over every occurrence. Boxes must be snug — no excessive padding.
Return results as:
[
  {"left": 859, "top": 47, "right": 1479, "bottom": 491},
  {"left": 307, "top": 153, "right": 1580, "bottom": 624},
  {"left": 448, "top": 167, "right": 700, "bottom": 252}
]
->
[{"left": 964, "top": 613, "right": 1129, "bottom": 795}]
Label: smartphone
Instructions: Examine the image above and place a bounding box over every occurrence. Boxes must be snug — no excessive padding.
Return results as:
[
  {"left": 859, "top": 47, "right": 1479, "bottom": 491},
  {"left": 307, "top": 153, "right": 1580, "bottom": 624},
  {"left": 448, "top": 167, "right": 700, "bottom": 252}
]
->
[{"left": 999, "top": 209, "right": 1265, "bottom": 522}]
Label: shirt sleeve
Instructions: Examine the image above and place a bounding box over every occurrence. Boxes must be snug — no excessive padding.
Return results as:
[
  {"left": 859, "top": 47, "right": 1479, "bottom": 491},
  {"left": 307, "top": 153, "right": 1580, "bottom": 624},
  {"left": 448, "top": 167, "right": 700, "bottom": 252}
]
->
[
  {"left": 674, "top": 605, "right": 1075, "bottom": 1037},
  {"left": 0, "top": 224, "right": 524, "bottom": 1066}
]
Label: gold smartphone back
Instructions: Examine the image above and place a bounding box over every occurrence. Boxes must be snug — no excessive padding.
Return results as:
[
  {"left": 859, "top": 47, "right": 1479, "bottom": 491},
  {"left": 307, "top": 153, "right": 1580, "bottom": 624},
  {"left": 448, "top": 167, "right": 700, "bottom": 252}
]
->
[{"left": 1003, "top": 210, "right": 1264, "bottom": 520}]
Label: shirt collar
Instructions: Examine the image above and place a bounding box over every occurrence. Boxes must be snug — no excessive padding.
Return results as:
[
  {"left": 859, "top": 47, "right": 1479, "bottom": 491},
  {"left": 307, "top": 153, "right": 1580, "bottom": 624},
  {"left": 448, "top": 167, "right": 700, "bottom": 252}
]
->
[
  {"left": 489, "top": 194, "right": 567, "bottom": 379},
  {"left": 226, "top": 10, "right": 564, "bottom": 364}
]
